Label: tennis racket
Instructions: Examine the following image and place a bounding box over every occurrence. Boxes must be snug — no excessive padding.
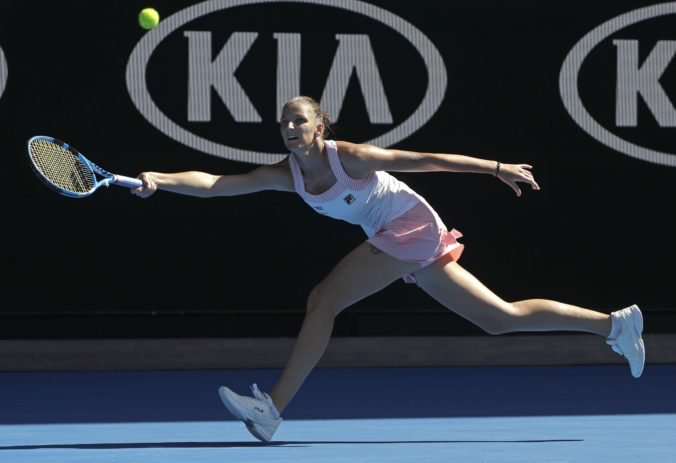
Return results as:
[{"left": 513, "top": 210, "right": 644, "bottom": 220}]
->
[{"left": 27, "top": 135, "right": 142, "bottom": 198}]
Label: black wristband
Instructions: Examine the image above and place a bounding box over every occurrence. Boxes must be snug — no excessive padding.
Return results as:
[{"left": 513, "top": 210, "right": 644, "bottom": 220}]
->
[{"left": 494, "top": 161, "right": 501, "bottom": 177}]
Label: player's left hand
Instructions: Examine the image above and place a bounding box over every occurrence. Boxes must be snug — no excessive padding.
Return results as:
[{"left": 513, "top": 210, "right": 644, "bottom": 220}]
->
[{"left": 498, "top": 164, "right": 540, "bottom": 197}]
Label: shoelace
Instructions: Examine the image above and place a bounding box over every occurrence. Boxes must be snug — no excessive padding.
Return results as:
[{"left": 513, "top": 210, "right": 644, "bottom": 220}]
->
[
  {"left": 250, "top": 383, "right": 281, "bottom": 419},
  {"left": 607, "top": 338, "right": 623, "bottom": 355},
  {"left": 606, "top": 316, "right": 639, "bottom": 357},
  {"left": 250, "top": 383, "right": 266, "bottom": 401}
]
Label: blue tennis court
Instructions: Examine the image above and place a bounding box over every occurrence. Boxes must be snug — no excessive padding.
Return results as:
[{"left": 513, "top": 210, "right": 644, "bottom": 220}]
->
[
  {"left": 1, "top": 364, "right": 674, "bottom": 462},
  {"left": 4, "top": 1, "right": 676, "bottom": 462}
]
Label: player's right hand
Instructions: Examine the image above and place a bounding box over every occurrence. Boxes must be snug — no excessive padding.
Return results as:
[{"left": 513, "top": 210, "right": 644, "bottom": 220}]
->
[{"left": 131, "top": 172, "right": 157, "bottom": 198}]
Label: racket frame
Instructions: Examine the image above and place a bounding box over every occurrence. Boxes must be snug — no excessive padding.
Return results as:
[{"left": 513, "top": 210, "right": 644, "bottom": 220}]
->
[{"left": 27, "top": 135, "right": 142, "bottom": 198}]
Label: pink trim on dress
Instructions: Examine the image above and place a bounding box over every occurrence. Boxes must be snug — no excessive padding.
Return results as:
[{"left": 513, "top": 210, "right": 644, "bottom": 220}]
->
[
  {"left": 367, "top": 202, "right": 464, "bottom": 285},
  {"left": 402, "top": 229, "right": 464, "bottom": 284}
]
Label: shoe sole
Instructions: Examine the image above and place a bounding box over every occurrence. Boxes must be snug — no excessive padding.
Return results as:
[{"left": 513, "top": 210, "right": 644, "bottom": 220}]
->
[
  {"left": 246, "top": 420, "right": 272, "bottom": 443},
  {"left": 628, "top": 305, "right": 645, "bottom": 378}
]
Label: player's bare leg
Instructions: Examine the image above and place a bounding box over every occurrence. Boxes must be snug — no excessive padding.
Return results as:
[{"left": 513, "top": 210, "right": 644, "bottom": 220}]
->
[
  {"left": 413, "top": 256, "right": 611, "bottom": 336},
  {"left": 270, "top": 241, "right": 421, "bottom": 412}
]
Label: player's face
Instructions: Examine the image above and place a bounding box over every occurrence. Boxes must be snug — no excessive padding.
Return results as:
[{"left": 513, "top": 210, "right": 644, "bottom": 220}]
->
[{"left": 280, "top": 102, "right": 323, "bottom": 152}]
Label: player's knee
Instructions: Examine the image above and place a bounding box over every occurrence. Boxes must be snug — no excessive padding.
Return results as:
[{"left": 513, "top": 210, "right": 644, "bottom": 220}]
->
[
  {"left": 476, "top": 304, "right": 519, "bottom": 335},
  {"left": 306, "top": 285, "right": 340, "bottom": 317}
]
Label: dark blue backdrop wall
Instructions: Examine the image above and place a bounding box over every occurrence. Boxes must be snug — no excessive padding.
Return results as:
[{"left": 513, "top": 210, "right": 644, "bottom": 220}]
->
[{"left": 2, "top": 1, "right": 675, "bottom": 338}]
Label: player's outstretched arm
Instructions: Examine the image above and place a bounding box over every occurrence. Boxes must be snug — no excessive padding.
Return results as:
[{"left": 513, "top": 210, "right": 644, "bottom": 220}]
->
[
  {"left": 131, "top": 161, "right": 294, "bottom": 198},
  {"left": 337, "top": 141, "right": 540, "bottom": 197}
]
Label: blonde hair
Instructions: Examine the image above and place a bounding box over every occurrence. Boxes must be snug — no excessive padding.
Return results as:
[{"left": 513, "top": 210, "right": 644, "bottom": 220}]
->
[{"left": 285, "top": 96, "right": 333, "bottom": 138}]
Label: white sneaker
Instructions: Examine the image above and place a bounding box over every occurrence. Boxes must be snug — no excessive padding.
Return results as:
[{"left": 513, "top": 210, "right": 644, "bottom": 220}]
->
[
  {"left": 218, "top": 384, "right": 282, "bottom": 443},
  {"left": 606, "top": 304, "right": 645, "bottom": 378}
]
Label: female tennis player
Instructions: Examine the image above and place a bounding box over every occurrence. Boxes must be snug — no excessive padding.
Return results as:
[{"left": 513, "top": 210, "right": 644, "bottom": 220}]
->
[{"left": 132, "top": 96, "right": 645, "bottom": 443}]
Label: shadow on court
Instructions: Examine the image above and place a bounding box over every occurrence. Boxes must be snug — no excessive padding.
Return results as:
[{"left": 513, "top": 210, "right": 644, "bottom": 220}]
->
[
  {"left": 0, "top": 365, "right": 673, "bottom": 424},
  {"left": 0, "top": 438, "right": 584, "bottom": 451}
]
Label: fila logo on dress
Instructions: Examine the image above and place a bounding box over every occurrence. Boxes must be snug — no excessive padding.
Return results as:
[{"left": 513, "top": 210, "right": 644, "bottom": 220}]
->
[{"left": 343, "top": 194, "right": 355, "bottom": 205}]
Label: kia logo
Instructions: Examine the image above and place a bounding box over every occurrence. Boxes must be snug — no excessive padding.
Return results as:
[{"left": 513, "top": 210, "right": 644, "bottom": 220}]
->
[
  {"left": 0, "top": 46, "right": 7, "bottom": 101},
  {"left": 560, "top": 2, "right": 676, "bottom": 168},
  {"left": 126, "top": 0, "right": 447, "bottom": 164}
]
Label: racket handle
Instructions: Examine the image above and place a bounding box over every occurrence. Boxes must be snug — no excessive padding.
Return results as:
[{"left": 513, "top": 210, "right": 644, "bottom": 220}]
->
[{"left": 112, "top": 175, "right": 143, "bottom": 189}]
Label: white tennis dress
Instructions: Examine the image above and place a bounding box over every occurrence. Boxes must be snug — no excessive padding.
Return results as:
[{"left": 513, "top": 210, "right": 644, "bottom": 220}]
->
[{"left": 288, "top": 139, "right": 464, "bottom": 283}]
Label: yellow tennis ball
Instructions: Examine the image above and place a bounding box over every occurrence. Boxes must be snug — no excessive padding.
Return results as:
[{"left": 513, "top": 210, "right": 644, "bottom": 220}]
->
[{"left": 138, "top": 8, "right": 160, "bottom": 30}]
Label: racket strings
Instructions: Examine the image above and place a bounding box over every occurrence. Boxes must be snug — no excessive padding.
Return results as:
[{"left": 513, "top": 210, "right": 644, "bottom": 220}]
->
[{"left": 29, "top": 140, "right": 95, "bottom": 193}]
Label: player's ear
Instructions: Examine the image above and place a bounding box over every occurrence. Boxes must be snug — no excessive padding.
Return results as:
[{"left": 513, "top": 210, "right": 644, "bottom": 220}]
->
[{"left": 315, "top": 122, "right": 325, "bottom": 137}]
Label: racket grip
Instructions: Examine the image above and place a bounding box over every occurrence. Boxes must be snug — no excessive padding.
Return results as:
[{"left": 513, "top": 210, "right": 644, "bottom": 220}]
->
[{"left": 112, "top": 175, "right": 143, "bottom": 189}]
